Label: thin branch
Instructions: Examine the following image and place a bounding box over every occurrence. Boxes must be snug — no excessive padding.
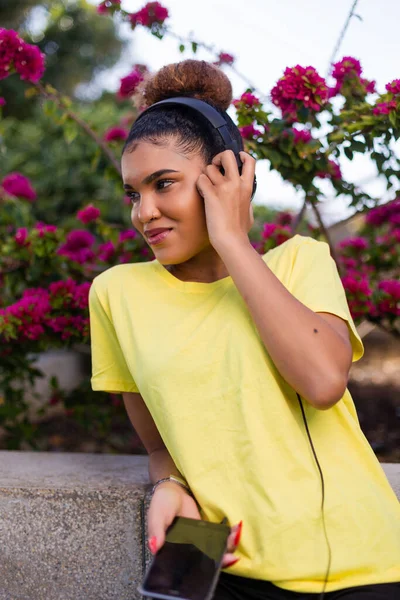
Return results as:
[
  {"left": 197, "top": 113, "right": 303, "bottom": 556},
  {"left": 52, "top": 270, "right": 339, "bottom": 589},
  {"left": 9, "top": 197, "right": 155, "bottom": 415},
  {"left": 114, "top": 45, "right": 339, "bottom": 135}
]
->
[
  {"left": 35, "top": 83, "right": 121, "bottom": 176},
  {"left": 326, "top": 0, "right": 361, "bottom": 79},
  {"left": 309, "top": 201, "right": 343, "bottom": 274},
  {"left": 291, "top": 199, "right": 307, "bottom": 234}
]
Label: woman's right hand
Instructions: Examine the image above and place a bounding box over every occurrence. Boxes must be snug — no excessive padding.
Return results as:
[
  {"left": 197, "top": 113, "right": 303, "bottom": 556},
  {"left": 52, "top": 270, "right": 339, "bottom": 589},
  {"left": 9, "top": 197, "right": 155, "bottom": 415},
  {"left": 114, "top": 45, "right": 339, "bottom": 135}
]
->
[{"left": 147, "top": 482, "right": 242, "bottom": 568}]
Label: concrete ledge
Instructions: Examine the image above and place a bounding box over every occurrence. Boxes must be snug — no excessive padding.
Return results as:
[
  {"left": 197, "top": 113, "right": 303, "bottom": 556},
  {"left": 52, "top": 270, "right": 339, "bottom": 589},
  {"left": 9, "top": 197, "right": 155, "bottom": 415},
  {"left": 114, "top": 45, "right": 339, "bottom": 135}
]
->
[
  {"left": 0, "top": 452, "right": 149, "bottom": 600},
  {"left": 0, "top": 452, "right": 399, "bottom": 600}
]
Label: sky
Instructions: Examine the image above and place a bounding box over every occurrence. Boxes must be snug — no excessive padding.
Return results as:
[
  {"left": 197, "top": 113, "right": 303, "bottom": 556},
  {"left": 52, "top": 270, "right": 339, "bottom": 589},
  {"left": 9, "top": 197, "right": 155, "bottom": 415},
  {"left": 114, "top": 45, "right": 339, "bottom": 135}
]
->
[{"left": 90, "top": 0, "right": 400, "bottom": 225}]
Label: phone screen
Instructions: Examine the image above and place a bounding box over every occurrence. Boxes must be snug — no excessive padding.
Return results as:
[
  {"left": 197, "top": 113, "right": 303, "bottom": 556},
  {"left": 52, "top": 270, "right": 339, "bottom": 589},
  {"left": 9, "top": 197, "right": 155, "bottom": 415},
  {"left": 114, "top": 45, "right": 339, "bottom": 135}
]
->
[{"left": 139, "top": 517, "right": 230, "bottom": 600}]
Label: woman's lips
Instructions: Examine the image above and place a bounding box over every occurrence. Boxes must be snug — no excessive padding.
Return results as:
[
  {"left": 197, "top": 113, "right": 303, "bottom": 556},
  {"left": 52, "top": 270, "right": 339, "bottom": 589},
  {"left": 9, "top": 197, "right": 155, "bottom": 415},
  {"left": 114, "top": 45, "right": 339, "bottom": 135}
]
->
[{"left": 147, "top": 228, "right": 172, "bottom": 245}]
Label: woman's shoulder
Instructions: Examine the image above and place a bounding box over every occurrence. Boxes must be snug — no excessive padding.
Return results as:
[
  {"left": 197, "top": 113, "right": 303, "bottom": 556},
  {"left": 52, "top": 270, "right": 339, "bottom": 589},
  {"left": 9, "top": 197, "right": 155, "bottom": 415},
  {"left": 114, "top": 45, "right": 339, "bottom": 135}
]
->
[
  {"left": 262, "top": 234, "right": 325, "bottom": 263},
  {"left": 91, "top": 261, "right": 155, "bottom": 293}
]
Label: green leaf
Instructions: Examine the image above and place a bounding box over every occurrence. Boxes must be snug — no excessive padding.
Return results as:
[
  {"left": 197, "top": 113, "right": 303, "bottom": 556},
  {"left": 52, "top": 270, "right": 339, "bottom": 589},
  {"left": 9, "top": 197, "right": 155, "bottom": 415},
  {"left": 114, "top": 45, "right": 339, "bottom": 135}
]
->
[
  {"left": 344, "top": 147, "right": 353, "bottom": 160},
  {"left": 266, "top": 149, "right": 282, "bottom": 168},
  {"left": 351, "top": 140, "right": 365, "bottom": 153},
  {"left": 389, "top": 111, "right": 397, "bottom": 127},
  {"left": 179, "top": 44, "right": 185, "bottom": 53},
  {"left": 191, "top": 42, "right": 198, "bottom": 54},
  {"left": 63, "top": 121, "right": 79, "bottom": 145}
]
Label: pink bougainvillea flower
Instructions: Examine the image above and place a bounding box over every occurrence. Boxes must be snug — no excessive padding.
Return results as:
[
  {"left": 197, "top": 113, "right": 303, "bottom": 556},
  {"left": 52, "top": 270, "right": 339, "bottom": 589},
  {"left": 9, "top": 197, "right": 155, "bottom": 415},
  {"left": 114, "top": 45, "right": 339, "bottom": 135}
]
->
[
  {"left": 49, "top": 278, "right": 76, "bottom": 300},
  {"left": 104, "top": 126, "right": 128, "bottom": 142},
  {"left": 57, "top": 230, "right": 95, "bottom": 264},
  {"left": 35, "top": 222, "right": 57, "bottom": 237},
  {"left": 14, "top": 42, "right": 45, "bottom": 83},
  {"left": 271, "top": 65, "right": 328, "bottom": 118},
  {"left": 376, "top": 280, "right": 400, "bottom": 316},
  {"left": 239, "top": 123, "right": 262, "bottom": 139},
  {"left": 292, "top": 127, "right": 312, "bottom": 144},
  {"left": 119, "top": 230, "right": 137, "bottom": 243},
  {"left": 118, "top": 67, "right": 146, "bottom": 99},
  {"left": 385, "top": 79, "right": 400, "bottom": 96},
  {"left": 130, "top": 1, "right": 169, "bottom": 28},
  {"left": 73, "top": 282, "right": 91, "bottom": 309},
  {"left": 0, "top": 28, "right": 23, "bottom": 71},
  {"left": 331, "top": 56, "right": 362, "bottom": 83},
  {"left": 77, "top": 203, "right": 101, "bottom": 224},
  {"left": 361, "top": 78, "right": 376, "bottom": 94},
  {"left": 338, "top": 236, "right": 369, "bottom": 251},
  {"left": 233, "top": 92, "right": 260, "bottom": 109},
  {"left": 365, "top": 199, "right": 400, "bottom": 226},
  {"left": 98, "top": 241, "right": 115, "bottom": 262},
  {"left": 316, "top": 159, "right": 342, "bottom": 180},
  {"left": 215, "top": 52, "right": 235, "bottom": 66},
  {"left": 15, "top": 227, "right": 29, "bottom": 246},
  {"left": 2, "top": 172, "right": 37, "bottom": 201},
  {"left": 0, "top": 97, "right": 6, "bottom": 106},
  {"left": 373, "top": 100, "right": 397, "bottom": 116}
]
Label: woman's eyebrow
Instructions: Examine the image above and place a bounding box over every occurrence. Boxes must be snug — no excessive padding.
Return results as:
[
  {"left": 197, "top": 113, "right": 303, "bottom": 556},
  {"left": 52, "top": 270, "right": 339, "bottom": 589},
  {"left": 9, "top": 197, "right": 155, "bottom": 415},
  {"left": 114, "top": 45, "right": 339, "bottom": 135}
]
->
[{"left": 123, "top": 169, "right": 179, "bottom": 189}]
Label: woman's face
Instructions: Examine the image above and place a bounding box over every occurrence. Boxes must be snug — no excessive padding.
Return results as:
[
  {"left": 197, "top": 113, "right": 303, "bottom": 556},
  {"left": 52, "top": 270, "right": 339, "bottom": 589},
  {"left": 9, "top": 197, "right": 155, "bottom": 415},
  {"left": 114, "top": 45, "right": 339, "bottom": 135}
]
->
[{"left": 121, "top": 138, "right": 214, "bottom": 266}]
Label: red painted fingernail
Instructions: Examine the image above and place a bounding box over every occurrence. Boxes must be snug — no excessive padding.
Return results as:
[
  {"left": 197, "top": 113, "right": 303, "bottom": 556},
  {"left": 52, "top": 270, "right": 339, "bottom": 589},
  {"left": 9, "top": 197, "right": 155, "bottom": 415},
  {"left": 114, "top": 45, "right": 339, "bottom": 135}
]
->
[
  {"left": 149, "top": 536, "right": 157, "bottom": 554},
  {"left": 225, "top": 557, "right": 240, "bottom": 568},
  {"left": 234, "top": 521, "right": 243, "bottom": 546}
]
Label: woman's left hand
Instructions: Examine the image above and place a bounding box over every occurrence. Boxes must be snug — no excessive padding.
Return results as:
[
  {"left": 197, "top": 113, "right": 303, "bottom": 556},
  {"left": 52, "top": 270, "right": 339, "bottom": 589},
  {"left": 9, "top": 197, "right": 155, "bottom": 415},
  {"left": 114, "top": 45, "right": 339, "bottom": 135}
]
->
[{"left": 196, "top": 150, "right": 256, "bottom": 250}]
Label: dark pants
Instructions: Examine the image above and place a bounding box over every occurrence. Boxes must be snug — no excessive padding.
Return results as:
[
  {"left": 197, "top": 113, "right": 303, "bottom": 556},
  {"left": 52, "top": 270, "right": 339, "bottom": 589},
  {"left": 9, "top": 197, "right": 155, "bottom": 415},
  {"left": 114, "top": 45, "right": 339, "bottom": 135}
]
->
[{"left": 213, "top": 572, "right": 400, "bottom": 600}]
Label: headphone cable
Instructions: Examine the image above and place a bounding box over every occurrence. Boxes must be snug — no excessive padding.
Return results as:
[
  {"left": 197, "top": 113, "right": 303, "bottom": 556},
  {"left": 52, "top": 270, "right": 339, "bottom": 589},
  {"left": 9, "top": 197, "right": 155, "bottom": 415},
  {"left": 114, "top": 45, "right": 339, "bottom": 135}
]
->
[{"left": 297, "top": 393, "right": 332, "bottom": 600}]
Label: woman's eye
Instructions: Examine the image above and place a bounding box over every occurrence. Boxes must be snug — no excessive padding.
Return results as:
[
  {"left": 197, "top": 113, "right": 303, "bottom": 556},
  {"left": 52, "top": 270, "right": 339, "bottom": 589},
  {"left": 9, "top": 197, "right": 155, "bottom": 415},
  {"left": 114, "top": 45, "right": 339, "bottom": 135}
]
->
[
  {"left": 127, "top": 192, "right": 140, "bottom": 203},
  {"left": 157, "top": 179, "right": 174, "bottom": 190}
]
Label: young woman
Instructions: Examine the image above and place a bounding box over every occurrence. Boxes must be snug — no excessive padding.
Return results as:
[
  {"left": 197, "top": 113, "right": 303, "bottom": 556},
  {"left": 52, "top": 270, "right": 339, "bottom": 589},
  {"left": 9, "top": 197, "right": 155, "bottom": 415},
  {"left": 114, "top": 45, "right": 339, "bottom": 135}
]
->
[{"left": 89, "top": 60, "right": 400, "bottom": 599}]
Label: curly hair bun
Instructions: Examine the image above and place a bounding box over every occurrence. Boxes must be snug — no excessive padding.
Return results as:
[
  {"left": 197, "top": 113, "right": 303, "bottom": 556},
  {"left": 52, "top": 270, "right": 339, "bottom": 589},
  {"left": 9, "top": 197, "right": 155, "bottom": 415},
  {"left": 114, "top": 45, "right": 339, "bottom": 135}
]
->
[{"left": 137, "top": 59, "right": 233, "bottom": 111}]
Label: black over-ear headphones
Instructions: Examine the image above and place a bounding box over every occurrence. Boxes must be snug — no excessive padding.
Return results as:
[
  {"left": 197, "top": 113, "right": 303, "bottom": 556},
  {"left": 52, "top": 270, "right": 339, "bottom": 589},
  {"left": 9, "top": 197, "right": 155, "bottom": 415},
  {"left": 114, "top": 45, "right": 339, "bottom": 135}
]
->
[{"left": 134, "top": 96, "right": 257, "bottom": 202}]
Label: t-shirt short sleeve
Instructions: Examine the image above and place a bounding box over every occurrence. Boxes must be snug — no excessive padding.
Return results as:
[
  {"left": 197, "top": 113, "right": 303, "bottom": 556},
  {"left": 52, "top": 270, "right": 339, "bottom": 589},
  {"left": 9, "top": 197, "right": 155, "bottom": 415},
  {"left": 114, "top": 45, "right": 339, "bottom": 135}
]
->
[
  {"left": 89, "top": 280, "right": 140, "bottom": 393},
  {"left": 288, "top": 236, "right": 364, "bottom": 362}
]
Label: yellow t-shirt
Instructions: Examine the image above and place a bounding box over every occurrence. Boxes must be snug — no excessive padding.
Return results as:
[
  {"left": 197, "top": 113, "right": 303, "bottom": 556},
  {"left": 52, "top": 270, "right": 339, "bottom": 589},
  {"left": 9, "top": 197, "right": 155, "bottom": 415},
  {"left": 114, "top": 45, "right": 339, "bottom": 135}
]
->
[{"left": 89, "top": 234, "right": 400, "bottom": 593}]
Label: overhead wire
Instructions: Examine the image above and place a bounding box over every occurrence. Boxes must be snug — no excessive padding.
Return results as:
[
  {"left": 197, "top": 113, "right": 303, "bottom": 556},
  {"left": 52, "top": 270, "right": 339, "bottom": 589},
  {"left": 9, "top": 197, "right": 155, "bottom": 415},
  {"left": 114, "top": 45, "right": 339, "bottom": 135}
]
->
[{"left": 326, "top": 0, "right": 361, "bottom": 79}]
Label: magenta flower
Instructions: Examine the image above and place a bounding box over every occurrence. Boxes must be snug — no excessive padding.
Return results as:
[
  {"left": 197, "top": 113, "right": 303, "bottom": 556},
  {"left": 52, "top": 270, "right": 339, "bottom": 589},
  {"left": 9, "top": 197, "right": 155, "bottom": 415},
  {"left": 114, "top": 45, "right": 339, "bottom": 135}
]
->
[
  {"left": 271, "top": 65, "right": 328, "bottom": 118},
  {"left": 57, "top": 230, "right": 95, "bottom": 264},
  {"left": 2, "top": 172, "right": 37, "bottom": 201},
  {"left": 373, "top": 100, "right": 397, "bottom": 116},
  {"left": 385, "top": 79, "right": 400, "bottom": 96},
  {"left": 73, "top": 282, "right": 91, "bottom": 309},
  {"left": 77, "top": 203, "right": 101, "bottom": 224},
  {"left": 316, "top": 159, "right": 342, "bottom": 180},
  {"left": 118, "top": 67, "right": 146, "bottom": 98},
  {"left": 130, "top": 2, "right": 169, "bottom": 28},
  {"left": 239, "top": 123, "right": 262, "bottom": 139},
  {"left": 331, "top": 56, "right": 362, "bottom": 83},
  {"left": 98, "top": 241, "right": 115, "bottom": 262},
  {"left": 0, "top": 97, "right": 5, "bottom": 106},
  {"left": 15, "top": 227, "right": 29, "bottom": 246},
  {"left": 104, "top": 126, "right": 128, "bottom": 142},
  {"left": 215, "top": 52, "right": 235, "bottom": 66},
  {"left": 35, "top": 222, "right": 57, "bottom": 237},
  {"left": 292, "top": 128, "right": 312, "bottom": 144},
  {"left": 14, "top": 42, "right": 45, "bottom": 83},
  {"left": 339, "top": 236, "right": 369, "bottom": 251},
  {"left": 361, "top": 78, "right": 376, "bottom": 94},
  {"left": 49, "top": 278, "right": 76, "bottom": 300},
  {"left": 376, "top": 280, "right": 400, "bottom": 316},
  {"left": 0, "top": 29, "right": 23, "bottom": 74},
  {"left": 365, "top": 198, "right": 400, "bottom": 226},
  {"left": 233, "top": 92, "right": 260, "bottom": 108},
  {"left": 119, "top": 230, "right": 137, "bottom": 243}
]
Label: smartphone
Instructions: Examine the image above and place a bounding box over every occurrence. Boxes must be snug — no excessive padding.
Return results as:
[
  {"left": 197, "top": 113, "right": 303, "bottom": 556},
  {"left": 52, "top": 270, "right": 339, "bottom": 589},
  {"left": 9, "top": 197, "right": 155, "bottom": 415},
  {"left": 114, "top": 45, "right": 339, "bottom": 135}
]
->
[{"left": 139, "top": 516, "right": 231, "bottom": 600}]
